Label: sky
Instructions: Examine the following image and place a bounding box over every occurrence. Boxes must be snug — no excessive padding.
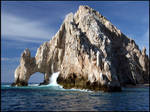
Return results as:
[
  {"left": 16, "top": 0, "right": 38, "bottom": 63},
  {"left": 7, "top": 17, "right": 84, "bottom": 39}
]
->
[{"left": 1, "top": 1, "right": 149, "bottom": 83}]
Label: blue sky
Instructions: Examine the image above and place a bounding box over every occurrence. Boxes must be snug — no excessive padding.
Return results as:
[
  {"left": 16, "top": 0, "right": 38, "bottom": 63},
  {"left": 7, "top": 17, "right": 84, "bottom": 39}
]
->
[{"left": 1, "top": 1, "right": 149, "bottom": 83}]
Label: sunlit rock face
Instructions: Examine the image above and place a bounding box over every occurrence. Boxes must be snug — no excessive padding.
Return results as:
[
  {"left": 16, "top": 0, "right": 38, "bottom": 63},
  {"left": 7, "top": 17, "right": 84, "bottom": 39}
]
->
[{"left": 11, "top": 5, "right": 149, "bottom": 92}]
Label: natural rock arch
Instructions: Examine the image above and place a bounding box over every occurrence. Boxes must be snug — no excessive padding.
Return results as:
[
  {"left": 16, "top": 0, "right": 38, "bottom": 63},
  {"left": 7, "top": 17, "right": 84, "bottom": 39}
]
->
[
  {"left": 11, "top": 47, "right": 61, "bottom": 86},
  {"left": 11, "top": 5, "right": 149, "bottom": 92}
]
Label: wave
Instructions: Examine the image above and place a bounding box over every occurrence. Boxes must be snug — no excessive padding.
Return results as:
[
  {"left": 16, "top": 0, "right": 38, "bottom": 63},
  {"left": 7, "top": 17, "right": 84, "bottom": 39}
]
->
[
  {"left": 28, "top": 84, "right": 39, "bottom": 86},
  {"left": 1, "top": 84, "right": 91, "bottom": 92},
  {"left": 49, "top": 72, "right": 60, "bottom": 86},
  {"left": 69, "top": 88, "right": 92, "bottom": 92},
  {"left": 2, "top": 72, "right": 92, "bottom": 92}
]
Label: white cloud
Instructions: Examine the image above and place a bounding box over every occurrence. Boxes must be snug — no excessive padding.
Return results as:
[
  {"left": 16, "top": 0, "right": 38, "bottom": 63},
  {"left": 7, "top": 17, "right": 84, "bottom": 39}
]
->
[
  {"left": 1, "top": 58, "right": 11, "bottom": 61},
  {"left": 1, "top": 12, "right": 55, "bottom": 42},
  {"left": 1, "top": 57, "right": 19, "bottom": 62}
]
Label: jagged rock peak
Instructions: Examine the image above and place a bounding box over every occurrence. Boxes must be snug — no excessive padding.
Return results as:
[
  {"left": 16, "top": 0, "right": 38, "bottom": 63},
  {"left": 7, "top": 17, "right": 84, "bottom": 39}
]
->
[
  {"left": 11, "top": 5, "right": 149, "bottom": 92},
  {"left": 76, "top": 5, "right": 121, "bottom": 35}
]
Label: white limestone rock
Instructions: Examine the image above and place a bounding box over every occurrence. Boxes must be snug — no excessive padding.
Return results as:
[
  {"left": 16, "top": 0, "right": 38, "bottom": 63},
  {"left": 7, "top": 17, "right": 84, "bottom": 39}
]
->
[{"left": 12, "top": 5, "right": 149, "bottom": 92}]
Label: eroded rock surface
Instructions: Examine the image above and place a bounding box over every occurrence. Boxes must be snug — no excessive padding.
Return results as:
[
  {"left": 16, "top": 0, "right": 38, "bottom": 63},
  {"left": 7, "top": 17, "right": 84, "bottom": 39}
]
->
[{"left": 11, "top": 5, "right": 149, "bottom": 92}]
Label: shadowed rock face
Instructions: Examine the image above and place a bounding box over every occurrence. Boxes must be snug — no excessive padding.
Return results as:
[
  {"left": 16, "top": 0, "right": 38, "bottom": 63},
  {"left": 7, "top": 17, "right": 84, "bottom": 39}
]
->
[{"left": 11, "top": 5, "right": 149, "bottom": 92}]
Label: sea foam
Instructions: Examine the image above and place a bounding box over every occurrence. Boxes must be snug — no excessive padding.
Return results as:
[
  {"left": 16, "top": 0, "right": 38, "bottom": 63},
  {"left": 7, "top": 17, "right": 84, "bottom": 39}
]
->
[
  {"left": 4, "top": 72, "right": 92, "bottom": 92},
  {"left": 49, "top": 72, "right": 60, "bottom": 86}
]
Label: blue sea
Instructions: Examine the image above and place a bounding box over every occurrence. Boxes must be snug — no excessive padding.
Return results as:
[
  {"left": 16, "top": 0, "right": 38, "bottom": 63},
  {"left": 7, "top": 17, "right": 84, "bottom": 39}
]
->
[{"left": 1, "top": 82, "right": 149, "bottom": 111}]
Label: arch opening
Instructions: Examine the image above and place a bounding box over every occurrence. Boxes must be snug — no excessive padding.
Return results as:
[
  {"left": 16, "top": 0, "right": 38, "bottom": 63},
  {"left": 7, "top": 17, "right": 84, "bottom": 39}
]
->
[{"left": 28, "top": 72, "right": 44, "bottom": 85}]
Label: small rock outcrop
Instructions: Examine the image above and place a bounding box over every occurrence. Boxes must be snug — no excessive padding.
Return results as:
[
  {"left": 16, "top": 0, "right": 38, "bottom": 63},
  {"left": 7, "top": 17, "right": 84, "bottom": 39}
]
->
[{"left": 11, "top": 5, "right": 149, "bottom": 92}]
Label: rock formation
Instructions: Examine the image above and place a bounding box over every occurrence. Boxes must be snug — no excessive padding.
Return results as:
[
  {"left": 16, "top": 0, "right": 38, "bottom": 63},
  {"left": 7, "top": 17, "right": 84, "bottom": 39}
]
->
[{"left": 11, "top": 5, "right": 149, "bottom": 92}]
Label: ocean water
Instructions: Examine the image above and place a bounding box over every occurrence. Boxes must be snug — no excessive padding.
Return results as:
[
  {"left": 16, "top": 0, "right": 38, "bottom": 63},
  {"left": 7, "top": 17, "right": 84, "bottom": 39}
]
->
[{"left": 1, "top": 73, "right": 149, "bottom": 111}]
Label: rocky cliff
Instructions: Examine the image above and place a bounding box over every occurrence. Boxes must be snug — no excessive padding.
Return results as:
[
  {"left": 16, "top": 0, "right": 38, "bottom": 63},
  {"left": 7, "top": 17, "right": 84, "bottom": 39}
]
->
[{"left": 11, "top": 5, "right": 149, "bottom": 92}]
